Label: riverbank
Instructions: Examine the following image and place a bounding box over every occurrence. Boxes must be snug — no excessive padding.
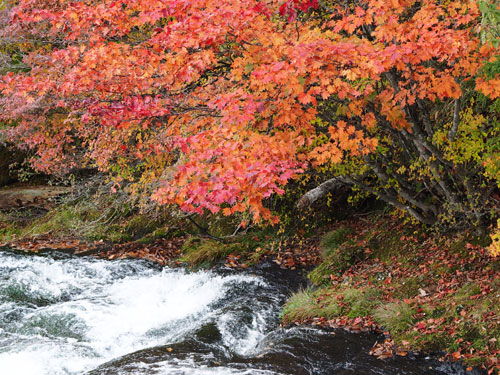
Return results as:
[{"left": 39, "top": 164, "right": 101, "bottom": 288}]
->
[
  {"left": 1, "top": 192, "right": 499, "bottom": 373},
  {"left": 281, "top": 215, "right": 500, "bottom": 374},
  {"left": 0, "top": 185, "right": 324, "bottom": 269}
]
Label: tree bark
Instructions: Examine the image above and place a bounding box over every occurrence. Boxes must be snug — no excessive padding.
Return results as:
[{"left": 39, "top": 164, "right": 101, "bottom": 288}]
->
[{"left": 296, "top": 177, "right": 350, "bottom": 209}]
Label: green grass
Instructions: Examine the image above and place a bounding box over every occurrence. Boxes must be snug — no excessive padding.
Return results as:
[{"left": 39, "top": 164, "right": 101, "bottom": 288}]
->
[
  {"left": 308, "top": 226, "right": 362, "bottom": 285},
  {"left": 282, "top": 213, "right": 500, "bottom": 370},
  {"left": 281, "top": 287, "right": 342, "bottom": 323},
  {"left": 343, "top": 287, "right": 381, "bottom": 318},
  {"left": 282, "top": 285, "right": 382, "bottom": 324},
  {"left": 320, "top": 226, "right": 355, "bottom": 258},
  {"left": 393, "top": 276, "right": 428, "bottom": 299},
  {"left": 179, "top": 228, "right": 280, "bottom": 268},
  {"left": 373, "top": 302, "right": 415, "bottom": 333},
  {"left": 179, "top": 237, "right": 240, "bottom": 267},
  {"left": 0, "top": 212, "right": 23, "bottom": 241},
  {"left": 0, "top": 199, "right": 173, "bottom": 244}
]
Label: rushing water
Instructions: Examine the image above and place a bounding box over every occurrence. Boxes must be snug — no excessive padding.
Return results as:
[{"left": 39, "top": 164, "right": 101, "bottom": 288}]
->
[{"left": 0, "top": 250, "right": 475, "bottom": 375}]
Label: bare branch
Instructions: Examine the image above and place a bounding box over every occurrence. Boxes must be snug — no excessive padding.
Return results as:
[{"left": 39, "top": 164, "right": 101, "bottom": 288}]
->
[{"left": 448, "top": 98, "right": 460, "bottom": 142}]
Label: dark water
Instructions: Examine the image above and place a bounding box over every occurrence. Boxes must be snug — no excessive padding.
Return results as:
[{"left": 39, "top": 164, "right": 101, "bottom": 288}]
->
[{"left": 0, "top": 250, "right": 475, "bottom": 375}]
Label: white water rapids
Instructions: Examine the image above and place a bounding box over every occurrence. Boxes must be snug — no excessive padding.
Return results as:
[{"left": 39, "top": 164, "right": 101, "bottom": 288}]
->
[
  {"left": 0, "top": 252, "right": 278, "bottom": 375},
  {"left": 0, "top": 250, "right": 476, "bottom": 375}
]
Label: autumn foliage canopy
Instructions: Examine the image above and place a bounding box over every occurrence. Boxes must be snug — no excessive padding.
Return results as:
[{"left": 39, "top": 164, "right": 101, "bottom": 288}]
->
[{"left": 1, "top": 0, "right": 500, "bottom": 230}]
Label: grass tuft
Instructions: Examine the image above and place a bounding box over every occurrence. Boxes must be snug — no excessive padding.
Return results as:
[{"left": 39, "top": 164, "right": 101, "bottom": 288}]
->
[
  {"left": 343, "top": 287, "right": 381, "bottom": 318},
  {"left": 373, "top": 302, "right": 414, "bottom": 333},
  {"left": 281, "top": 287, "right": 342, "bottom": 323}
]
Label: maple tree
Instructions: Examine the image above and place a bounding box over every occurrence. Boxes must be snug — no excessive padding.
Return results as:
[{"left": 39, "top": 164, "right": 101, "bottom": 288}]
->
[{"left": 1, "top": 0, "right": 500, "bottom": 230}]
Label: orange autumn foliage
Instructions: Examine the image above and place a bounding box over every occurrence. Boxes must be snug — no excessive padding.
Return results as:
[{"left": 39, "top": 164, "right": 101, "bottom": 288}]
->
[{"left": 1, "top": 0, "right": 499, "bottom": 223}]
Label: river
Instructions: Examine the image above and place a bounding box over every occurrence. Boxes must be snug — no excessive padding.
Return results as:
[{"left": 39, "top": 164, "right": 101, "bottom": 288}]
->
[{"left": 0, "top": 250, "right": 475, "bottom": 375}]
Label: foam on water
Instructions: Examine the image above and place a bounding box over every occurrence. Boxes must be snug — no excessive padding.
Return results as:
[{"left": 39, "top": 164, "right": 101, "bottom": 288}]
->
[
  {"left": 0, "top": 252, "right": 271, "bottom": 375},
  {"left": 147, "top": 358, "right": 280, "bottom": 375},
  {"left": 0, "top": 251, "right": 472, "bottom": 375}
]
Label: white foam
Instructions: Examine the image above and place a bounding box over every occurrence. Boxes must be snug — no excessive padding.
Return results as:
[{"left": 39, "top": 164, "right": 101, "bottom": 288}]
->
[
  {"left": 149, "top": 357, "right": 279, "bottom": 375},
  {"left": 0, "top": 253, "right": 270, "bottom": 375}
]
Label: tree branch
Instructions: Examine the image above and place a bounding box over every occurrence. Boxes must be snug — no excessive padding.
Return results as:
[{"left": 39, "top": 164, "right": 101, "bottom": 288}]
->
[
  {"left": 296, "top": 176, "right": 350, "bottom": 209},
  {"left": 448, "top": 98, "right": 460, "bottom": 142}
]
